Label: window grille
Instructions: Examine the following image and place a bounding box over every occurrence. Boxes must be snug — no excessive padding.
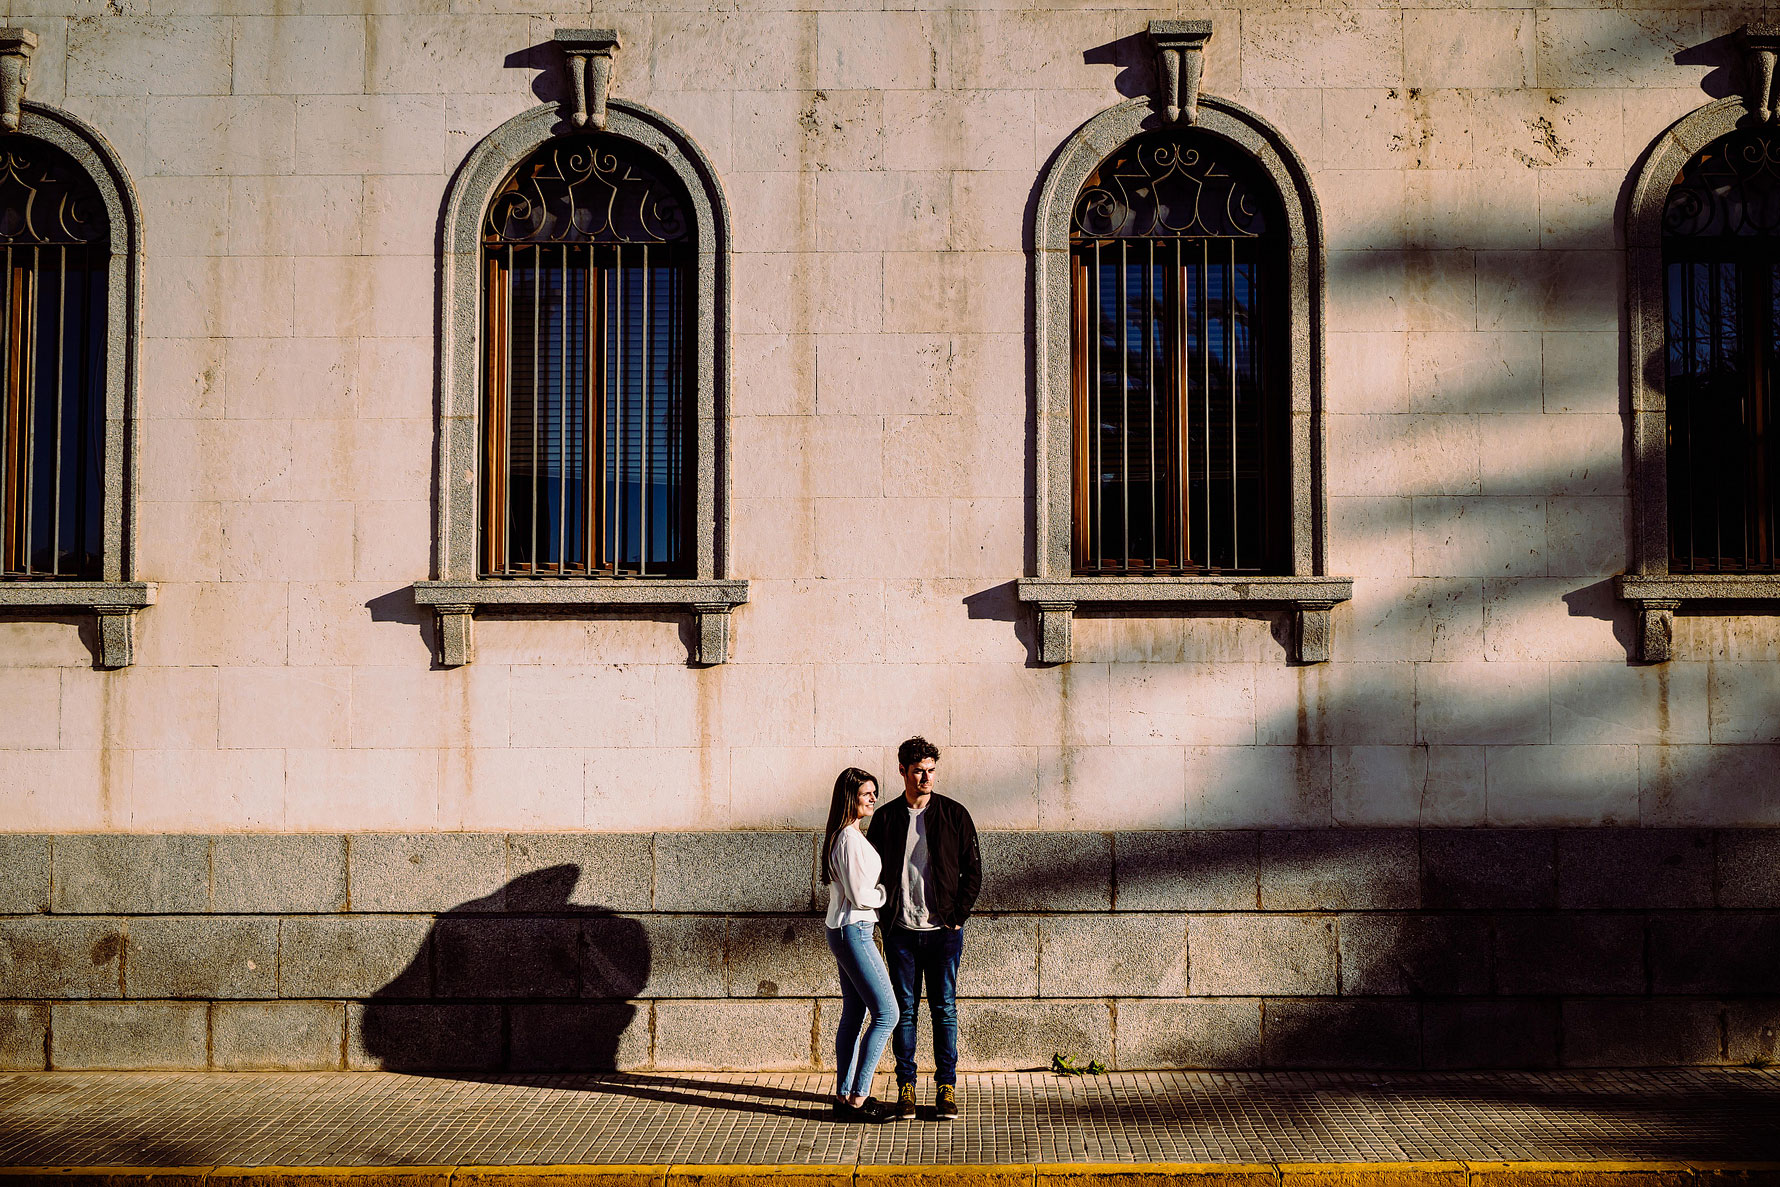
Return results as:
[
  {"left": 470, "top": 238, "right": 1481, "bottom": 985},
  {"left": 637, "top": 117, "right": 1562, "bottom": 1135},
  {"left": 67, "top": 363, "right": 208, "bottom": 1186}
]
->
[
  {"left": 1662, "top": 127, "right": 1780, "bottom": 573},
  {"left": 481, "top": 137, "right": 691, "bottom": 578},
  {"left": 0, "top": 141, "right": 108, "bottom": 580},
  {"left": 1069, "top": 131, "right": 1287, "bottom": 576}
]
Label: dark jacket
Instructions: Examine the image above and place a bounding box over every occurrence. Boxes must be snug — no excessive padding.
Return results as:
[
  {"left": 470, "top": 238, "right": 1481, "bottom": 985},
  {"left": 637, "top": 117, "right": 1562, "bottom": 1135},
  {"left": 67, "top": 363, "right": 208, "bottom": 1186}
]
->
[{"left": 866, "top": 792, "right": 982, "bottom": 929}]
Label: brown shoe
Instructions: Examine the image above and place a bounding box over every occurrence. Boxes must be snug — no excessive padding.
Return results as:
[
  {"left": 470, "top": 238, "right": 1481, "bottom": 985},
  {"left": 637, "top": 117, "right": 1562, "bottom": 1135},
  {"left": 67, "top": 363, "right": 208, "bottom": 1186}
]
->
[
  {"left": 896, "top": 1082, "right": 918, "bottom": 1120},
  {"left": 935, "top": 1083, "right": 958, "bottom": 1120}
]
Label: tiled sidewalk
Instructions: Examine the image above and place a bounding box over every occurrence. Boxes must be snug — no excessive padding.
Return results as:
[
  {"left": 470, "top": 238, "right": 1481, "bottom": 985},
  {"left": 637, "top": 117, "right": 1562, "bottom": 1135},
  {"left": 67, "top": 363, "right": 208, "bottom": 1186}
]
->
[{"left": 1, "top": 1070, "right": 1778, "bottom": 1167}]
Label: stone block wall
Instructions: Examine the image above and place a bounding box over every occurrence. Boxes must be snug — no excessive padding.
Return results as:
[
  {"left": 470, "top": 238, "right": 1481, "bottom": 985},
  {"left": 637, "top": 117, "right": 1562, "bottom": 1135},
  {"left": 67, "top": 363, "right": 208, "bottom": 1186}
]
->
[{"left": 3, "top": 831, "right": 1777, "bottom": 1071}]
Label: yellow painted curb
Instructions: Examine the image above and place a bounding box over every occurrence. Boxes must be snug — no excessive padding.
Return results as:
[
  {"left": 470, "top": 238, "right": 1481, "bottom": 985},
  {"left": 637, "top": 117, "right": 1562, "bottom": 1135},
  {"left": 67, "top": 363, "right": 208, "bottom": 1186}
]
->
[
  {"left": 1466, "top": 1164, "right": 1696, "bottom": 1187},
  {"left": 1282, "top": 1164, "right": 1468, "bottom": 1187},
  {"left": 0, "top": 1170, "right": 212, "bottom": 1187},
  {"left": 454, "top": 1168, "right": 666, "bottom": 1187},
  {"left": 666, "top": 1169, "right": 850, "bottom": 1187},
  {"left": 1688, "top": 1166, "right": 1780, "bottom": 1187},
  {"left": 1036, "top": 1165, "right": 1278, "bottom": 1186},
  {"left": 856, "top": 1167, "right": 1036, "bottom": 1187},
  {"left": 212, "top": 1170, "right": 453, "bottom": 1187}
]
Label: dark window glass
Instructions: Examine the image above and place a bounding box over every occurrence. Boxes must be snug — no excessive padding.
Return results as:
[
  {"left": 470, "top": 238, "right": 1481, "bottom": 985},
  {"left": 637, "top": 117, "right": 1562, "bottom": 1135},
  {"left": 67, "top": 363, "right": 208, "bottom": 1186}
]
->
[
  {"left": 1069, "top": 131, "right": 1288, "bottom": 575},
  {"left": 1662, "top": 127, "right": 1780, "bottom": 573},
  {"left": 0, "top": 141, "right": 109, "bottom": 580},
  {"left": 481, "top": 137, "right": 692, "bottom": 577}
]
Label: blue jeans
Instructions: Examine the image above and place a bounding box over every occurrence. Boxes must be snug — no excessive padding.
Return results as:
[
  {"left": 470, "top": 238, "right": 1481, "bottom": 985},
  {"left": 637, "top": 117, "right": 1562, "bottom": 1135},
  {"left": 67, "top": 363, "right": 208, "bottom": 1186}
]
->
[
  {"left": 883, "top": 924, "right": 963, "bottom": 1087},
  {"left": 826, "top": 921, "right": 899, "bottom": 1098}
]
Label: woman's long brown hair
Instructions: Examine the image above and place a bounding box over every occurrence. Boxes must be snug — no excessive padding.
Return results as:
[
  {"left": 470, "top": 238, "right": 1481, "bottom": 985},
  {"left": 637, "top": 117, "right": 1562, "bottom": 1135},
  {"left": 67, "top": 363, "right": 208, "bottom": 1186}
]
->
[{"left": 822, "top": 766, "right": 879, "bottom": 883}]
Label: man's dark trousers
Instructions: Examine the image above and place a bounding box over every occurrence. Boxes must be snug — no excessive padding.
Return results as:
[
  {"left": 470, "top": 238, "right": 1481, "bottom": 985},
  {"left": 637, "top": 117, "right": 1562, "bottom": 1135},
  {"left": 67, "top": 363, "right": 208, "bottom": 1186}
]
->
[{"left": 882, "top": 923, "right": 963, "bottom": 1087}]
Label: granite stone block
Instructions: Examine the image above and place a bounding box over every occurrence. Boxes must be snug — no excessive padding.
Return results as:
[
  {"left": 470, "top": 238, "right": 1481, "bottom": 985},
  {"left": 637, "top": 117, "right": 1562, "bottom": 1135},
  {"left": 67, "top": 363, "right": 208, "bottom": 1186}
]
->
[
  {"left": 1724, "top": 998, "right": 1780, "bottom": 1066},
  {"left": 728, "top": 916, "right": 833, "bottom": 998},
  {"left": 1039, "top": 915, "right": 1187, "bottom": 997},
  {"left": 126, "top": 917, "right": 278, "bottom": 999},
  {"left": 957, "top": 999, "right": 1113, "bottom": 1071},
  {"left": 1259, "top": 831, "right": 1419, "bottom": 910},
  {"left": 654, "top": 998, "right": 815, "bottom": 1070},
  {"left": 0, "top": 1002, "right": 48, "bottom": 1069},
  {"left": 601, "top": 915, "right": 720, "bottom": 1000},
  {"left": 278, "top": 915, "right": 432, "bottom": 999},
  {"left": 958, "top": 916, "right": 1038, "bottom": 998},
  {"left": 51, "top": 836, "right": 209, "bottom": 914},
  {"left": 1420, "top": 830, "right": 1556, "bottom": 909},
  {"left": 508, "top": 834, "right": 654, "bottom": 912},
  {"left": 349, "top": 834, "right": 510, "bottom": 913},
  {"left": 1114, "top": 832, "right": 1258, "bottom": 911},
  {"left": 1493, "top": 915, "right": 1645, "bottom": 995},
  {"left": 1650, "top": 914, "right": 1780, "bottom": 994},
  {"left": 1189, "top": 915, "right": 1336, "bottom": 996},
  {"left": 0, "top": 917, "right": 123, "bottom": 998},
  {"left": 1114, "top": 998, "right": 1262, "bottom": 1069},
  {"left": 347, "top": 1002, "right": 502, "bottom": 1071},
  {"left": 0, "top": 836, "right": 50, "bottom": 913},
  {"left": 510, "top": 1003, "right": 651, "bottom": 1071},
  {"left": 1717, "top": 831, "right": 1780, "bottom": 908},
  {"left": 978, "top": 832, "right": 1112, "bottom": 912},
  {"left": 212, "top": 1001, "right": 344, "bottom": 1070},
  {"left": 1423, "top": 1000, "right": 1559, "bottom": 1068},
  {"left": 1557, "top": 829, "right": 1714, "bottom": 909},
  {"left": 1561, "top": 998, "right": 1728, "bottom": 1067},
  {"left": 1261, "top": 1000, "right": 1421, "bottom": 1069},
  {"left": 50, "top": 1002, "right": 208, "bottom": 1070},
  {"left": 654, "top": 833, "right": 816, "bottom": 913},
  {"left": 433, "top": 917, "right": 580, "bottom": 999},
  {"left": 212, "top": 835, "right": 346, "bottom": 914},
  {"left": 1338, "top": 915, "right": 1491, "bottom": 996}
]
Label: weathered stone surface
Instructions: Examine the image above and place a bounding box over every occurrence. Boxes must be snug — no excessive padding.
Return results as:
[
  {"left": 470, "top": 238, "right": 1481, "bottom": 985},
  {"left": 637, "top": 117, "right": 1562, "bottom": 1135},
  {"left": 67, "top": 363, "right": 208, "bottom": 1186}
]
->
[
  {"left": 1493, "top": 915, "right": 1645, "bottom": 995},
  {"left": 958, "top": 999, "right": 1112, "bottom": 1071},
  {"left": 1716, "top": 831, "right": 1780, "bottom": 908},
  {"left": 1724, "top": 999, "right": 1780, "bottom": 1066},
  {"left": 212, "top": 1001, "right": 344, "bottom": 1071},
  {"left": 1338, "top": 915, "right": 1491, "bottom": 997},
  {"left": 978, "top": 832, "right": 1112, "bottom": 912},
  {"left": 51, "top": 835, "right": 209, "bottom": 914},
  {"left": 1259, "top": 831, "right": 1420, "bottom": 910},
  {"left": 1561, "top": 999, "right": 1728, "bottom": 1067},
  {"left": 1039, "top": 916, "right": 1187, "bottom": 998},
  {"left": 654, "top": 833, "right": 816, "bottom": 913},
  {"left": 347, "top": 1002, "right": 502, "bottom": 1071},
  {"left": 0, "top": 917, "right": 122, "bottom": 998},
  {"left": 1557, "top": 830, "right": 1714, "bottom": 909},
  {"left": 0, "top": 1002, "right": 48, "bottom": 1069},
  {"left": 1114, "top": 998, "right": 1262, "bottom": 1069},
  {"left": 654, "top": 999, "right": 815, "bottom": 1070},
  {"left": 1189, "top": 916, "right": 1337, "bottom": 996},
  {"left": 507, "top": 834, "right": 654, "bottom": 912},
  {"left": 1422, "top": 1000, "right": 1559, "bottom": 1068},
  {"left": 278, "top": 916, "right": 432, "bottom": 999},
  {"left": 510, "top": 1003, "right": 651, "bottom": 1072},
  {"left": 728, "top": 915, "right": 833, "bottom": 999},
  {"left": 606, "top": 915, "right": 721, "bottom": 1000},
  {"left": 51, "top": 1002, "right": 208, "bottom": 1070},
  {"left": 1649, "top": 915, "right": 1780, "bottom": 995},
  {"left": 1420, "top": 831, "right": 1556, "bottom": 909},
  {"left": 212, "top": 835, "right": 346, "bottom": 914},
  {"left": 0, "top": 835, "right": 49, "bottom": 913},
  {"left": 348, "top": 834, "right": 510, "bottom": 913},
  {"left": 1115, "top": 832, "right": 1258, "bottom": 911},
  {"left": 125, "top": 917, "right": 278, "bottom": 1000},
  {"left": 958, "top": 916, "right": 1038, "bottom": 998},
  {"left": 1261, "top": 1000, "right": 1421, "bottom": 1069},
  {"left": 433, "top": 917, "right": 581, "bottom": 1000}
]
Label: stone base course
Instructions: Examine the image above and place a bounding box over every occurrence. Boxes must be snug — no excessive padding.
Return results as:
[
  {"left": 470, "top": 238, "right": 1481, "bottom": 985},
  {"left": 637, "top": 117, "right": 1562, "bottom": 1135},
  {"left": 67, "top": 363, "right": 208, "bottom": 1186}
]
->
[{"left": 1, "top": 830, "right": 1778, "bottom": 1071}]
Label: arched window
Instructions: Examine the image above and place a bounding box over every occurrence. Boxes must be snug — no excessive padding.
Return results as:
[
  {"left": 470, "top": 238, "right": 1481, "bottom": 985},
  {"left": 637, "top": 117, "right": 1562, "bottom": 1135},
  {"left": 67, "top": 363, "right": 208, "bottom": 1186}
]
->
[{"left": 1069, "top": 130, "right": 1288, "bottom": 576}]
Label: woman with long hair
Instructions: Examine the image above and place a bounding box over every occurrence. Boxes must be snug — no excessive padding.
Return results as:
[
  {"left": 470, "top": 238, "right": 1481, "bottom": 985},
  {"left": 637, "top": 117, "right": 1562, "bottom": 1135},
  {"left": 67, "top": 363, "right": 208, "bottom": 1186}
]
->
[{"left": 822, "top": 766, "right": 899, "bottom": 1122}]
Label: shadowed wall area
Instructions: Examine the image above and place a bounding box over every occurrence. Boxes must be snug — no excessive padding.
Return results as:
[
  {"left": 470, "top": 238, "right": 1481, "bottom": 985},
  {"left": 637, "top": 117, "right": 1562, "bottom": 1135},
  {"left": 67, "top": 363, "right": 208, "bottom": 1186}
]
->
[{"left": 1, "top": 831, "right": 1777, "bottom": 1073}]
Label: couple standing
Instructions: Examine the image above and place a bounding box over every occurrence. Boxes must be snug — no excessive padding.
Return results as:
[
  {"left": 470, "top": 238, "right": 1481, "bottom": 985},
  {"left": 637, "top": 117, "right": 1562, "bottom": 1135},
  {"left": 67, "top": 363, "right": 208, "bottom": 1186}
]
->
[{"left": 821, "top": 736, "right": 982, "bottom": 1123}]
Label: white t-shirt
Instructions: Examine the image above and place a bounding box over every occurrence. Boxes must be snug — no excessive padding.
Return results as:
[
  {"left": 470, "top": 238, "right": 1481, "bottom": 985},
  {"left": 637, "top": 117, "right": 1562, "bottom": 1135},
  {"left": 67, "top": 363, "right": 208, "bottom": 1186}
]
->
[
  {"left": 897, "top": 804, "right": 941, "bottom": 931},
  {"left": 826, "top": 826, "right": 886, "bottom": 928}
]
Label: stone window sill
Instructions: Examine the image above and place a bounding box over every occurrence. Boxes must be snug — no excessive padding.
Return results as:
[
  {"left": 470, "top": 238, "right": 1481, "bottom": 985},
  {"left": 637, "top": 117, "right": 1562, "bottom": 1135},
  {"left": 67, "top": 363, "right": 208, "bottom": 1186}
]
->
[
  {"left": 0, "top": 580, "right": 155, "bottom": 668},
  {"left": 1014, "top": 575, "right": 1355, "bottom": 664},
  {"left": 1617, "top": 573, "right": 1780, "bottom": 662},
  {"left": 412, "top": 578, "right": 749, "bottom": 666}
]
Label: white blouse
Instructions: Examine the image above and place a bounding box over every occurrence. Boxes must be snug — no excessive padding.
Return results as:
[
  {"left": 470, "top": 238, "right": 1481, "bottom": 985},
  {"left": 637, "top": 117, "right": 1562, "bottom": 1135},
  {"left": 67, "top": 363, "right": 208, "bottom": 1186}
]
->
[{"left": 825, "top": 826, "right": 886, "bottom": 928}]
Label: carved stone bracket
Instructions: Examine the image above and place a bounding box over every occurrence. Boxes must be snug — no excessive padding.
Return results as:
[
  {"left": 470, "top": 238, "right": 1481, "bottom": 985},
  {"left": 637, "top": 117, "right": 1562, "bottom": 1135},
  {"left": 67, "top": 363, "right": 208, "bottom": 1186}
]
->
[
  {"left": 0, "top": 29, "right": 37, "bottom": 134},
  {"left": 1294, "top": 601, "right": 1337, "bottom": 665},
  {"left": 1033, "top": 601, "right": 1075, "bottom": 666},
  {"left": 691, "top": 603, "right": 733, "bottom": 666},
  {"left": 92, "top": 606, "right": 136, "bottom": 669},
  {"left": 1743, "top": 24, "right": 1780, "bottom": 122},
  {"left": 1632, "top": 598, "right": 1681, "bottom": 665},
  {"left": 434, "top": 604, "right": 475, "bottom": 668},
  {"left": 1147, "top": 20, "right": 1212, "bottom": 125},
  {"left": 555, "top": 28, "right": 620, "bottom": 131},
  {"left": 1617, "top": 574, "right": 1780, "bottom": 662}
]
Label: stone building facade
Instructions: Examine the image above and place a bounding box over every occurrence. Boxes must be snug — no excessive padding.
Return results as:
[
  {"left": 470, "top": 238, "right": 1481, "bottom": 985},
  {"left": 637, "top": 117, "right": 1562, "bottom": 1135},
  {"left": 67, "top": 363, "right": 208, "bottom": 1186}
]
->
[{"left": 2, "top": 0, "right": 1779, "bottom": 1072}]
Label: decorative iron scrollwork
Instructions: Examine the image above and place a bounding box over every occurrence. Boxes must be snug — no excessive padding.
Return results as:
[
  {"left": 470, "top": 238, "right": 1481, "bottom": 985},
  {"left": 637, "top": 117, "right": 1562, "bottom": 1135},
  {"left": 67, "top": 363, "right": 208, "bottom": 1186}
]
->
[
  {"left": 484, "top": 137, "right": 688, "bottom": 245},
  {"left": 1071, "top": 133, "right": 1271, "bottom": 240},
  {"left": 0, "top": 141, "right": 107, "bottom": 245},
  {"left": 1663, "top": 128, "right": 1780, "bottom": 238}
]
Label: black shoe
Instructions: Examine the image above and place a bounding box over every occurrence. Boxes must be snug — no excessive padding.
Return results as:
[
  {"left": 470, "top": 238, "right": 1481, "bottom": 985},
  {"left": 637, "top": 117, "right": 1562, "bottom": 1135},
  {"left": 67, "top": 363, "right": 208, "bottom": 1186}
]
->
[
  {"left": 833, "top": 1096, "right": 894, "bottom": 1123},
  {"left": 935, "top": 1084, "right": 958, "bottom": 1120},
  {"left": 895, "top": 1082, "right": 918, "bottom": 1120}
]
